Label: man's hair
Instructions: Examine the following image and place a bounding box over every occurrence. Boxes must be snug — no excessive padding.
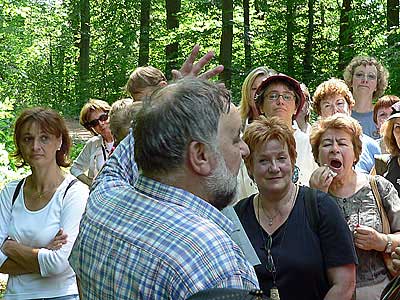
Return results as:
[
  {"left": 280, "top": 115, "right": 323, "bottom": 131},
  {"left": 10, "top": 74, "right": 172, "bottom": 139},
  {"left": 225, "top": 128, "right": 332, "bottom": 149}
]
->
[{"left": 134, "top": 78, "right": 230, "bottom": 175}]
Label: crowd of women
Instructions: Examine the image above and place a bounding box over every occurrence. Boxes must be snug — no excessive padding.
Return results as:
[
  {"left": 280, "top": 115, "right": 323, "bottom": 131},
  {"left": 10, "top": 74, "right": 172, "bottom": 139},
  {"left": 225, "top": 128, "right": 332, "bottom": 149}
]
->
[{"left": 0, "top": 49, "right": 400, "bottom": 300}]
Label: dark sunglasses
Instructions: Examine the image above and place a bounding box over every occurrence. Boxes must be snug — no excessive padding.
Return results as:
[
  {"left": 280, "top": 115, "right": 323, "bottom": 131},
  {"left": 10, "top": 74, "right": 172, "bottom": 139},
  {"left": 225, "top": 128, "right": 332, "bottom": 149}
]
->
[
  {"left": 264, "top": 235, "right": 276, "bottom": 274},
  {"left": 85, "top": 113, "right": 108, "bottom": 128}
]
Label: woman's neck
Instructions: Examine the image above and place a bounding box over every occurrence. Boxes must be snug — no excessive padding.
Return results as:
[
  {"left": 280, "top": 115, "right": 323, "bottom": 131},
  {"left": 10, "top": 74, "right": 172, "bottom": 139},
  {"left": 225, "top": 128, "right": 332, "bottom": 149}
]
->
[
  {"left": 259, "top": 183, "right": 296, "bottom": 212},
  {"left": 328, "top": 169, "right": 362, "bottom": 198},
  {"left": 352, "top": 93, "right": 374, "bottom": 113},
  {"left": 29, "top": 165, "right": 64, "bottom": 191}
]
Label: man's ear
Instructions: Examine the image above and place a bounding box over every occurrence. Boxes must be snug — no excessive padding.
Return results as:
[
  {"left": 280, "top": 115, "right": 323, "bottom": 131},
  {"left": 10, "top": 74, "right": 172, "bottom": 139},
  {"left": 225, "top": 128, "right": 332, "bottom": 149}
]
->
[
  {"left": 187, "top": 141, "right": 214, "bottom": 176},
  {"left": 158, "top": 81, "right": 168, "bottom": 87}
]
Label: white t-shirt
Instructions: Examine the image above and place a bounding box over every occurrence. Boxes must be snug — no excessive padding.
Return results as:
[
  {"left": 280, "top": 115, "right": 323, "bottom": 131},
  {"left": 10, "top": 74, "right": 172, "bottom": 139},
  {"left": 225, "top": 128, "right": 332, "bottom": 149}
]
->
[
  {"left": 0, "top": 174, "right": 88, "bottom": 299},
  {"left": 294, "top": 128, "right": 318, "bottom": 186}
]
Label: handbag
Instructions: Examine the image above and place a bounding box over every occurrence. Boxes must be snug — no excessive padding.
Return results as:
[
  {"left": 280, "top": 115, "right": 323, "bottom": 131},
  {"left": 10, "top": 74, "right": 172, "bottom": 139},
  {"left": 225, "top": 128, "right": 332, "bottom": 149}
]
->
[
  {"left": 370, "top": 176, "right": 399, "bottom": 278},
  {"left": 381, "top": 275, "right": 400, "bottom": 300}
]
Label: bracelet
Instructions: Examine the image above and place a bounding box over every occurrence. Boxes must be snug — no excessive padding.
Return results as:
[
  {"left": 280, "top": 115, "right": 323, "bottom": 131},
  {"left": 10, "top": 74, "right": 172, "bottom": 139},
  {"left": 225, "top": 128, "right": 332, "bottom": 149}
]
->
[{"left": 385, "top": 235, "right": 393, "bottom": 254}]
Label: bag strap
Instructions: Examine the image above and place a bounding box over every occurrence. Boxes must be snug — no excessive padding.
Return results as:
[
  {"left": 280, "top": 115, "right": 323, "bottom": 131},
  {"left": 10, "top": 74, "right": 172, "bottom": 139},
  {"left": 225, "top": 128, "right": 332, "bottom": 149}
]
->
[
  {"left": 370, "top": 175, "right": 391, "bottom": 234},
  {"left": 13, "top": 178, "right": 77, "bottom": 207},
  {"left": 62, "top": 179, "right": 78, "bottom": 200},
  {"left": 304, "top": 186, "right": 320, "bottom": 233},
  {"left": 12, "top": 179, "right": 25, "bottom": 206}
]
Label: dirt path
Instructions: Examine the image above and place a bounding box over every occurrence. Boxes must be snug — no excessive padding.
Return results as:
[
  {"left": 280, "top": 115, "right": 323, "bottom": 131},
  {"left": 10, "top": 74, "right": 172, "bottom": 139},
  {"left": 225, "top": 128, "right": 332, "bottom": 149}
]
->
[{"left": 65, "top": 118, "right": 91, "bottom": 143}]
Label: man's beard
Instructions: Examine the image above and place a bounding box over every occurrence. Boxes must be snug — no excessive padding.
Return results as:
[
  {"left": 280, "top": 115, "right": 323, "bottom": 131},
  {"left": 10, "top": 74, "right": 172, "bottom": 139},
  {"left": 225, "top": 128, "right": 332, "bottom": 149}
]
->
[{"left": 204, "top": 150, "right": 238, "bottom": 210}]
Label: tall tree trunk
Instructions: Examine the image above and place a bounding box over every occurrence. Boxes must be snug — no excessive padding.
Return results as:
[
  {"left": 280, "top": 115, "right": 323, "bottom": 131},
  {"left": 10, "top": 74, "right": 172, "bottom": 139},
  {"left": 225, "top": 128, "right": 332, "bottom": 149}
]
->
[
  {"left": 387, "top": 0, "right": 399, "bottom": 47},
  {"left": 243, "top": 0, "right": 251, "bottom": 72},
  {"left": 286, "top": 0, "right": 294, "bottom": 73},
  {"left": 79, "top": 0, "right": 90, "bottom": 105},
  {"left": 219, "top": 0, "right": 233, "bottom": 89},
  {"left": 302, "top": 0, "right": 314, "bottom": 84},
  {"left": 138, "top": 0, "right": 151, "bottom": 67},
  {"left": 338, "top": 0, "right": 353, "bottom": 72},
  {"left": 165, "top": 0, "right": 181, "bottom": 79}
]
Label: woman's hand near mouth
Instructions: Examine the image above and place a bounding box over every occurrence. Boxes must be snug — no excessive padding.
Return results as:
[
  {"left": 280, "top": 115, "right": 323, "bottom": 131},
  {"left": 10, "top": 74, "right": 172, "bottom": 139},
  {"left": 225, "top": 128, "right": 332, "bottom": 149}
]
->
[{"left": 309, "top": 164, "right": 335, "bottom": 193}]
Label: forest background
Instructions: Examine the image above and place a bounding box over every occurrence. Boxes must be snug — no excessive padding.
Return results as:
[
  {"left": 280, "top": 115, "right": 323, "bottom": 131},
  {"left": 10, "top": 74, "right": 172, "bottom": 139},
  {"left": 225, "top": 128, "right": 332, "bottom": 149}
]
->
[{"left": 0, "top": 0, "right": 399, "bottom": 186}]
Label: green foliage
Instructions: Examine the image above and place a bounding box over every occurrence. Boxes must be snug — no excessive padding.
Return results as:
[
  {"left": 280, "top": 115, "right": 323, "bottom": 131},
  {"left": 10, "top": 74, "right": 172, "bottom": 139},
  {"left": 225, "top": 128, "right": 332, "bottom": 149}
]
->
[{"left": 0, "top": 0, "right": 399, "bottom": 113}]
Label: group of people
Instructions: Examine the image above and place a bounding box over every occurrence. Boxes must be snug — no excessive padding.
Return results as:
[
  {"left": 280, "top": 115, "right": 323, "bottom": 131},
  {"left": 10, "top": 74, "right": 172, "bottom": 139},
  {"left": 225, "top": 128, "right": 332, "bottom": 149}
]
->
[{"left": 0, "top": 44, "right": 400, "bottom": 300}]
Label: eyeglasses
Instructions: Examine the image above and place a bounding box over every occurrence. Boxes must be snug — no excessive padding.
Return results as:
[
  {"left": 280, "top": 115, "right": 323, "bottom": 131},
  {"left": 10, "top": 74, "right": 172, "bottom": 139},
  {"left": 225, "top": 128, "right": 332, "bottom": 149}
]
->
[
  {"left": 354, "top": 72, "right": 377, "bottom": 81},
  {"left": 265, "top": 92, "right": 295, "bottom": 102},
  {"left": 85, "top": 113, "right": 108, "bottom": 128},
  {"left": 264, "top": 235, "right": 276, "bottom": 274}
]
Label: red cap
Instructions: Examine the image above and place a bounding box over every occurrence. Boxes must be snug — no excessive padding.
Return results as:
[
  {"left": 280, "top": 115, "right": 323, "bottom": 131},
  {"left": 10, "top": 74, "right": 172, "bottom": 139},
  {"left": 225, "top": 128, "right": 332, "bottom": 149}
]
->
[{"left": 255, "top": 74, "right": 305, "bottom": 119}]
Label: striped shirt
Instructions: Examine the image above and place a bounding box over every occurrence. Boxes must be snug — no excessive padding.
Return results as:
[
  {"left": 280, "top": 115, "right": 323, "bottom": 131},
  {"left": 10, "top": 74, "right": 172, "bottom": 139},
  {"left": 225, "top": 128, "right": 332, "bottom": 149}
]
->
[{"left": 69, "top": 133, "right": 258, "bottom": 299}]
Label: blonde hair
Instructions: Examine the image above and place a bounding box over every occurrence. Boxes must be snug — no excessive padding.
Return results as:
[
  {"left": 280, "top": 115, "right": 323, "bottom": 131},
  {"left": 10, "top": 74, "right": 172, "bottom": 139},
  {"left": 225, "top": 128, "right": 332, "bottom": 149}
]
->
[
  {"left": 343, "top": 56, "right": 389, "bottom": 99},
  {"left": 312, "top": 78, "right": 355, "bottom": 116},
  {"left": 125, "top": 66, "right": 166, "bottom": 98},
  {"left": 109, "top": 99, "right": 143, "bottom": 144},
  {"left": 310, "top": 113, "right": 363, "bottom": 165},
  {"left": 239, "top": 67, "right": 277, "bottom": 122}
]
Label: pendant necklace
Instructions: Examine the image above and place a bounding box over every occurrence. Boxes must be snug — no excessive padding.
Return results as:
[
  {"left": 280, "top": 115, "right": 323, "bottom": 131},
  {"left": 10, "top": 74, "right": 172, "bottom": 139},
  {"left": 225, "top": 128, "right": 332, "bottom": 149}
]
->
[{"left": 256, "top": 184, "right": 298, "bottom": 300}]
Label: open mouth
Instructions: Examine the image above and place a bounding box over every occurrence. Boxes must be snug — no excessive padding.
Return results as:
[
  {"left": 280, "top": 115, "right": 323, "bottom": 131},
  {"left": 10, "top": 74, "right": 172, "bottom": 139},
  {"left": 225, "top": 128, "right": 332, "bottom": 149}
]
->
[{"left": 330, "top": 159, "right": 342, "bottom": 169}]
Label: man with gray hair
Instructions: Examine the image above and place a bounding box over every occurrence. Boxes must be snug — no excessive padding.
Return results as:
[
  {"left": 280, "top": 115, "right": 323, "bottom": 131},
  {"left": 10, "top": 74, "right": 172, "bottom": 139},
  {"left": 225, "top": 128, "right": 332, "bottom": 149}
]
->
[{"left": 69, "top": 78, "right": 259, "bottom": 299}]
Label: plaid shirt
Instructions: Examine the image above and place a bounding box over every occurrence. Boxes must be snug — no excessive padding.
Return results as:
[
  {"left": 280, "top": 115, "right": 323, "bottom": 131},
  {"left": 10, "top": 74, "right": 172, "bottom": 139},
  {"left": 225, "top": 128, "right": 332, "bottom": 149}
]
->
[{"left": 69, "top": 133, "right": 258, "bottom": 299}]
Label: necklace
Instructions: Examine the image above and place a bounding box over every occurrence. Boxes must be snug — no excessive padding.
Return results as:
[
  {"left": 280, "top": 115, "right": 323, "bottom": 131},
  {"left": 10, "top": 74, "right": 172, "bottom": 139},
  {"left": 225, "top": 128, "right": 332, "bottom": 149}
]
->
[
  {"left": 256, "top": 184, "right": 299, "bottom": 300},
  {"left": 257, "top": 184, "right": 298, "bottom": 227}
]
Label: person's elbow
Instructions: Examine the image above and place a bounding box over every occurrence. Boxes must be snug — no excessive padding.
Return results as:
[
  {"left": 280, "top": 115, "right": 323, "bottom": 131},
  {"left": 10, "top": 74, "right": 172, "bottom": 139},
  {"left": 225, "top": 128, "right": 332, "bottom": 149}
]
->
[
  {"left": 39, "top": 251, "right": 71, "bottom": 277},
  {"left": 327, "top": 263, "right": 356, "bottom": 300}
]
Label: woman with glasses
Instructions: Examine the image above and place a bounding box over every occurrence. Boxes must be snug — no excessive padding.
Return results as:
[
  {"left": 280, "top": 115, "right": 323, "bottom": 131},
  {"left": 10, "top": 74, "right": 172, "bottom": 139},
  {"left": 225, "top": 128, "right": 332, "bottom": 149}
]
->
[
  {"left": 255, "top": 74, "right": 317, "bottom": 186},
  {"left": 70, "top": 99, "right": 115, "bottom": 187},
  {"left": 343, "top": 56, "right": 389, "bottom": 139},
  {"left": 310, "top": 114, "right": 400, "bottom": 300},
  {"left": 312, "top": 78, "right": 381, "bottom": 174},
  {"left": 235, "top": 116, "right": 357, "bottom": 300}
]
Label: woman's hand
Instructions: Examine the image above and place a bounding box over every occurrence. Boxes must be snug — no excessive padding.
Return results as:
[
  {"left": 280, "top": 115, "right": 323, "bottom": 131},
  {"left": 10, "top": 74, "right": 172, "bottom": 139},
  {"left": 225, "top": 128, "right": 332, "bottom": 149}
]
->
[
  {"left": 45, "top": 229, "right": 68, "bottom": 251},
  {"left": 1, "top": 238, "right": 18, "bottom": 256},
  {"left": 353, "top": 225, "right": 387, "bottom": 251},
  {"left": 392, "top": 247, "right": 400, "bottom": 271},
  {"left": 309, "top": 165, "right": 335, "bottom": 193}
]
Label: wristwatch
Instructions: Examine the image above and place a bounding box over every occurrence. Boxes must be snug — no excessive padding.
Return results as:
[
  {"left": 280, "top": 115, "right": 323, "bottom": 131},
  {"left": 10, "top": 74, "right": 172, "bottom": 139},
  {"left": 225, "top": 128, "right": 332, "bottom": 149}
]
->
[{"left": 385, "top": 235, "right": 393, "bottom": 253}]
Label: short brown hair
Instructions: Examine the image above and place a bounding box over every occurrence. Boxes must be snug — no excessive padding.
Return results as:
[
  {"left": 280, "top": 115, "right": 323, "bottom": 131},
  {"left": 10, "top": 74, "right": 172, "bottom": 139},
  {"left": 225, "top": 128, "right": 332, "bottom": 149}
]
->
[
  {"left": 13, "top": 107, "right": 71, "bottom": 168},
  {"left": 310, "top": 113, "right": 362, "bottom": 165},
  {"left": 312, "top": 78, "right": 355, "bottom": 116},
  {"left": 343, "top": 56, "right": 389, "bottom": 99},
  {"left": 373, "top": 95, "right": 400, "bottom": 124},
  {"left": 79, "top": 99, "right": 111, "bottom": 132},
  {"left": 242, "top": 116, "right": 297, "bottom": 174},
  {"left": 125, "top": 66, "right": 166, "bottom": 99},
  {"left": 382, "top": 117, "right": 400, "bottom": 156}
]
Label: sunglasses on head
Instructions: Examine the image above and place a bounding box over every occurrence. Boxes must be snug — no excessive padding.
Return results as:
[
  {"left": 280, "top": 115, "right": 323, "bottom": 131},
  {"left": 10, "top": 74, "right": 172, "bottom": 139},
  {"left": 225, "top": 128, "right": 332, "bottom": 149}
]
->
[{"left": 85, "top": 113, "right": 108, "bottom": 128}]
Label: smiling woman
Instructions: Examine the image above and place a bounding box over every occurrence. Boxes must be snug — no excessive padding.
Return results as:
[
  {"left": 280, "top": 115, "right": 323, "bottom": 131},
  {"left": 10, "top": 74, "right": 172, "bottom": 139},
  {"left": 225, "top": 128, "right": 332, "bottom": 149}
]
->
[
  {"left": 310, "top": 114, "right": 400, "bottom": 300},
  {"left": 235, "top": 116, "right": 357, "bottom": 300}
]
